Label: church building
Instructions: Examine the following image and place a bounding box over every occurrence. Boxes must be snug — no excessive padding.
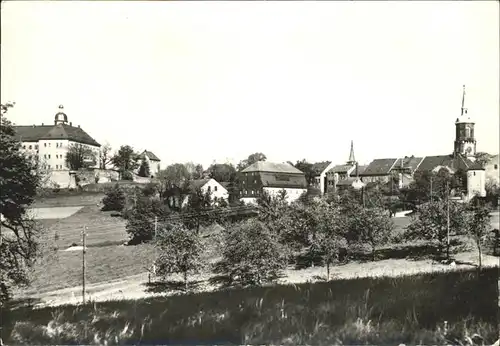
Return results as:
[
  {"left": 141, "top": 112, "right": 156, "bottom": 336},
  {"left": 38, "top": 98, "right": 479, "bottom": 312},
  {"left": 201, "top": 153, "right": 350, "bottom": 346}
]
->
[{"left": 359, "top": 85, "right": 486, "bottom": 200}]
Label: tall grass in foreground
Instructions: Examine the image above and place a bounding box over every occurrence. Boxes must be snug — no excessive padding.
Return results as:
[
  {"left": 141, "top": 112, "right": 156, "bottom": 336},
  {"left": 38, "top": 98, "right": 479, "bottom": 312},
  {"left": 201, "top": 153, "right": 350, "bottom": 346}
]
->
[{"left": 3, "top": 268, "right": 498, "bottom": 345}]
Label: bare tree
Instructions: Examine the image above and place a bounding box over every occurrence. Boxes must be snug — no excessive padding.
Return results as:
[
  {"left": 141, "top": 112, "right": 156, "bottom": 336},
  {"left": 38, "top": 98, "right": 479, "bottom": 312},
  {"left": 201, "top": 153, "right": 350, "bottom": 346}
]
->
[{"left": 99, "top": 142, "right": 112, "bottom": 169}]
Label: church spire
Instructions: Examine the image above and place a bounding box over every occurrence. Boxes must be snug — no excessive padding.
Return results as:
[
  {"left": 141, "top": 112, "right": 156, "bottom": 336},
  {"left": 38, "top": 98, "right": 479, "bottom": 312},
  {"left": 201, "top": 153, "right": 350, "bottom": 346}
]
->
[
  {"left": 461, "top": 84, "right": 467, "bottom": 116},
  {"left": 347, "top": 140, "right": 356, "bottom": 164}
]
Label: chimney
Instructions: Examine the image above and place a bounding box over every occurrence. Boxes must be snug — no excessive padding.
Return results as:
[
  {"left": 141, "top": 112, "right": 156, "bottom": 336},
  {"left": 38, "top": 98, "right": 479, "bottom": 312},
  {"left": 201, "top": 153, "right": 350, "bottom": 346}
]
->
[
  {"left": 42, "top": 123, "right": 44, "bottom": 126},
  {"left": 32, "top": 124, "right": 35, "bottom": 128},
  {"left": 78, "top": 125, "right": 80, "bottom": 128},
  {"left": 70, "top": 122, "right": 72, "bottom": 126}
]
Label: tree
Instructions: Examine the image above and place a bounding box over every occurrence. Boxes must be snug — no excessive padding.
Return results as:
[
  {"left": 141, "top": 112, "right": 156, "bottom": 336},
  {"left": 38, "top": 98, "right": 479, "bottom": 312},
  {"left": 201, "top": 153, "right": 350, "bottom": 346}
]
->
[
  {"left": 237, "top": 152, "right": 267, "bottom": 171},
  {"left": 138, "top": 159, "right": 151, "bottom": 178},
  {"left": 308, "top": 200, "right": 348, "bottom": 279},
  {"left": 65, "top": 143, "right": 96, "bottom": 171},
  {"left": 101, "top": 184, "right": 126, "bottom": 212},
  {"left": 294, "top": 159, "right": 315, "bottom": 185},
  {"left": 213, "top": 219, "right": 288, "bottom": 287},
  {"left": 466, "top": 203, "right": 492, "bottom": 270},
  {"left": 405, "top": 200, "right": 469, "bottom": 260},
  {"left": 1, "top": 103, "right": 43, "bottom": 304},
  {"left": 157, "top": 164, "right": 192, "bottom": 207},
  {"left": 184, "top": 162, "right": 204, "bottom": 180},
  {"left": 474, "top": 152, "right": 491, "bottom": 168},
  {"left": 206, "top": 163, "right": 236, "bottom": 183},
  {"left": 99, "top": 142, "right": 112, "bottom": 169},
  {"left": 111, "top": 145, "right": 139, "bottom": 177},
  {"left": 154, "top": 222, "right": 203, "bottom": 291},
  {"left": 125, "top": 196, "right": 169, "bottom": 244},
  {"left": 182, "top": 186, "right": 213, "bottom": 234},
  {"left": 354, "top": 207, "right": 394, "bottom": 261}
]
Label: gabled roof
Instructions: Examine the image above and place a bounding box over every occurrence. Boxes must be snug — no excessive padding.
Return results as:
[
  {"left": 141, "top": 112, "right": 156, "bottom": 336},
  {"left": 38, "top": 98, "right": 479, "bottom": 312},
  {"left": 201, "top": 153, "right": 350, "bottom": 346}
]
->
[
  {"left": 142, "top": 150, "right": 160, "bottom": 161},
  {"left": 329, "top": 164, "right": 355, "bottom": 174},
  {"left": 392, "top": 156, "right": 424, "bottom": 173},
  {"left": 359, "top": 158, "right": 398, "bottom": 176},
  {"left": 356, "top": 165, "right": 368, "bottom": 175},
  {"left": 241, "top": 161, "right": 304, "bottom": 174},
  {"left": 311, "top": 161, "right": 332, "bottom": 174},
  {"left": 14, "top": 123, "right": 100, "bottom": 147},
  {"left": 259, "top": 172, "right": 307, "bottom": 189},
  {"left": 190, "top": 179, "right": 211, "bottom": 190},
  {"left": 414, "top": 154, "right": 480, "bottom": 173}
]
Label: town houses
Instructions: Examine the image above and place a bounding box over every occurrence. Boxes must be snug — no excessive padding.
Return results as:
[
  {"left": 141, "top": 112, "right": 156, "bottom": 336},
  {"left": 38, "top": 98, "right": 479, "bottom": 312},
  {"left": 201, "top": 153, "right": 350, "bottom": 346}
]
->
[{"left": 11, "top": 86, "right": 496, "bottom": 204}]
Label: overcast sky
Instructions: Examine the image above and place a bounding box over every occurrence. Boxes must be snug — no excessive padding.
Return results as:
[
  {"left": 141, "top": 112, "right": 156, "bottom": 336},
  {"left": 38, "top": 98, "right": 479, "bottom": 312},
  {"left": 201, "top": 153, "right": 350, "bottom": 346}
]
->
[{"left": 1, "top": 1, "right": 498, "bottom": 168}]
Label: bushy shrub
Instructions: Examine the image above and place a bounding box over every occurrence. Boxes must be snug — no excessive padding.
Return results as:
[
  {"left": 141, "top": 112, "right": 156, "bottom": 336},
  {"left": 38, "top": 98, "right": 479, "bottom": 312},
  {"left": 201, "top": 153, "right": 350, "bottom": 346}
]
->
[
  {"left": 214, "top": 219, "right": 288, "bottom": 287},
  {"left": 142, "top": 182, "right": 158, "bottom": 197},
  {"left": 125, "top": 197, "right": 169, "bottom": 244},
  {"left": 121, "top": 170, "right": 133, "bottom": 181},
  {"left": 101, "top": 184, "right": 126, "bottom": 211}
]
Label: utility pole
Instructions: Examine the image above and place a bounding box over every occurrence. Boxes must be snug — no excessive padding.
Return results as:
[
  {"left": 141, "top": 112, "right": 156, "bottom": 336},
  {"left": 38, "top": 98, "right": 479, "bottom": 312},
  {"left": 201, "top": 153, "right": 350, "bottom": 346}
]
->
[
  {"left": 82, "top": 226, "right": 87, "bottom": 305},
  {"left": 446, "top": 181, "right": 450, "bottom": 261}
]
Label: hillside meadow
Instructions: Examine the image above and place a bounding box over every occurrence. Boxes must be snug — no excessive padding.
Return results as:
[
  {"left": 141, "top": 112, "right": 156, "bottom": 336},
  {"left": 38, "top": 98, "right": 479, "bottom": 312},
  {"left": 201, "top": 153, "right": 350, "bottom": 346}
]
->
[{"left": 3, "top": 267, "right": 498, "bottom": 345}]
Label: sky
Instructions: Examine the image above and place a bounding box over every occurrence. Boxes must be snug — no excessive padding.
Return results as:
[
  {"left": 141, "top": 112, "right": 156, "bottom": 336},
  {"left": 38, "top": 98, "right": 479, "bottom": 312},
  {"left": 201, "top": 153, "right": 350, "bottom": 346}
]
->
[{"left": 1, "top": 1, "right": 499, "bottom": 168}]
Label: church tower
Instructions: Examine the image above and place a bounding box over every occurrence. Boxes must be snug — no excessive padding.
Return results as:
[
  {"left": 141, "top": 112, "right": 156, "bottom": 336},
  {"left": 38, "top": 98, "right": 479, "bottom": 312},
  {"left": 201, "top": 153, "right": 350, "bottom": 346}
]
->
[
  {"left": 454, "top": 85, "right": 476, "bottom": 159},
  {"left": 54, "top": 105, "right": 68, "bottom": 125}
]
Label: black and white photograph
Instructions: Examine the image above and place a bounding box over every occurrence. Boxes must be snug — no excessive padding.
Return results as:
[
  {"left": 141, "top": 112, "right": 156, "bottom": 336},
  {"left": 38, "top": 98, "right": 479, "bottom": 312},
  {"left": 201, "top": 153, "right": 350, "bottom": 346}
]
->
[{"left": 1, "top": 1, "right": 499, "bottom": 345}]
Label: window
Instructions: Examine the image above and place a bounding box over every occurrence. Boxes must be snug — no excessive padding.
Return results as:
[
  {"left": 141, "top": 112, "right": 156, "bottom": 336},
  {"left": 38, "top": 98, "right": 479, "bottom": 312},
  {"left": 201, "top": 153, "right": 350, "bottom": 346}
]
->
[
  {"left": 495, "top": 164, "right": 498, "bottom": 170},
  {"left": 23, "top": 145, "right": 26, "bottom": 149},
  {"left": 35, "top": 145, "right": 38, "bottom": 149},
  {"left": 44, "top": 143, "right": 47, "bottom": 147},
  {"left": 207, "top": 186, "right": 211, "bottom": 192},
  {"left": 29, "top": 145, "right": 32, "bottom": 149},
  {"left": 473, "top": 172, "right": 476, "bottom": 176},
  {"left": 48, "top": 154, "right": 51, "bottom": 159},
  {"left": 214, "top": 186, "right": 218, "bottom": 192},
  {"left": 44, "top": 154, "right": 47, "bottom": 159}
]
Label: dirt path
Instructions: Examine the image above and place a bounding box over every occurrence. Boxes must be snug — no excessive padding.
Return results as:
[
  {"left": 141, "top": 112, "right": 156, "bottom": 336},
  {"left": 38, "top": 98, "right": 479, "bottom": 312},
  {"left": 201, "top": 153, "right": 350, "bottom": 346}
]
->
[{"left": 24, "top": 251, "right": 498, "bottom": 308}]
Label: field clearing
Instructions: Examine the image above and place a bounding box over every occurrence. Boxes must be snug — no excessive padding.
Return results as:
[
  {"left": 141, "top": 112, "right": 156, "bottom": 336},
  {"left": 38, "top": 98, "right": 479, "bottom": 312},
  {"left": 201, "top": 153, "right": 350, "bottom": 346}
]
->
[
  {"left": 38, "top": 205, "right": 128, "bottom": 248},
  {"left": 28, "top": 206, "right": 84, "bottom": 220},
  {"left": 5, "top": 268, "right": 498, "bottom": 345},
  {"left": 19, "top": 243, "right": 156, "bottom": 296},
  {"left": 33, "top": 192, "right": 105, "bottom": 208}
]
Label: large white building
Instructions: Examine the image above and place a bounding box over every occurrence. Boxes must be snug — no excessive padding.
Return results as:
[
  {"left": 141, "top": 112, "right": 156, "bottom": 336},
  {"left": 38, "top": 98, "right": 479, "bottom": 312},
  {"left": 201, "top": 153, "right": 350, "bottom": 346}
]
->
[
  {"left": 14, "top": 105, "right": 101, "bottom": 187},
  {"left": 239, "top": 161, "right": 308, "bottom": 204}
]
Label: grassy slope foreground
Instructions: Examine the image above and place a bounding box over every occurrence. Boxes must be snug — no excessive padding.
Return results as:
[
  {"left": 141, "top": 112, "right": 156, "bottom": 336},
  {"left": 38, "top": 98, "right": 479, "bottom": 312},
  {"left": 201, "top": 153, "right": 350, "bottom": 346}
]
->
[{"left": 3, "top": 268, "right": 498, "bottom": 345}]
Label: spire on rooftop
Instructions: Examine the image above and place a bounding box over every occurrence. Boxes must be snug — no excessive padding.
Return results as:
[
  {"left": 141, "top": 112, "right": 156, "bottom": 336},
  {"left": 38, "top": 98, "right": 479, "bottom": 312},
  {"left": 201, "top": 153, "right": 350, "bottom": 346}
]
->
[{"left": 347, "top": 140, "right": 356, "bottom": 164}]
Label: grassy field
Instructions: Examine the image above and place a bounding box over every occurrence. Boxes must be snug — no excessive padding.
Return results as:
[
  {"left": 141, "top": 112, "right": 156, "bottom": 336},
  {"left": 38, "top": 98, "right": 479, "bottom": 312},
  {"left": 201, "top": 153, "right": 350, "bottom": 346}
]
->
[
  {"left": 4, "top": 268, "right": 498, "bottom": 345},
  {"left": 38, "top": 205, "right": 128, "bottom": 249}
]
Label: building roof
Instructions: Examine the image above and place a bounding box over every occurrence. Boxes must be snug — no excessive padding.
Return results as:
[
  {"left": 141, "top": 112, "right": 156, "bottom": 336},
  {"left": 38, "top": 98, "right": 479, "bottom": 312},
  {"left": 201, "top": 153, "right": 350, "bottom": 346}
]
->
[
  {"left": 392, "top": 156, "right": 424, "bottom": 173},
  {"left": 311, "top": 161, "right": 332, "bottom": 175},
  {"left": 142, "top": 150, "right": 160, "bottom": 161},
  {"left": 415, "top": 154, "right": 481, "bottom": 172},
  {"left": 241, "top": 161, "right": 304, "bottom": 174},
  {"left": 356, "top": 165, "right": 368, "bottom": 175},
  {"left": 259, "top": 172, "right": 308, "bottom": 189},
  {"left": 359, "top": 158, "right": 398, "bottom": 176},
  {"left": 190, "top": 179, "right": 211, "bottom": 190},
  {"left": 14, "top": 123, "right": 100, "bottom": 147},
  {"left": 329, "top": 164, "right": 355, "bottom": 174}
]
